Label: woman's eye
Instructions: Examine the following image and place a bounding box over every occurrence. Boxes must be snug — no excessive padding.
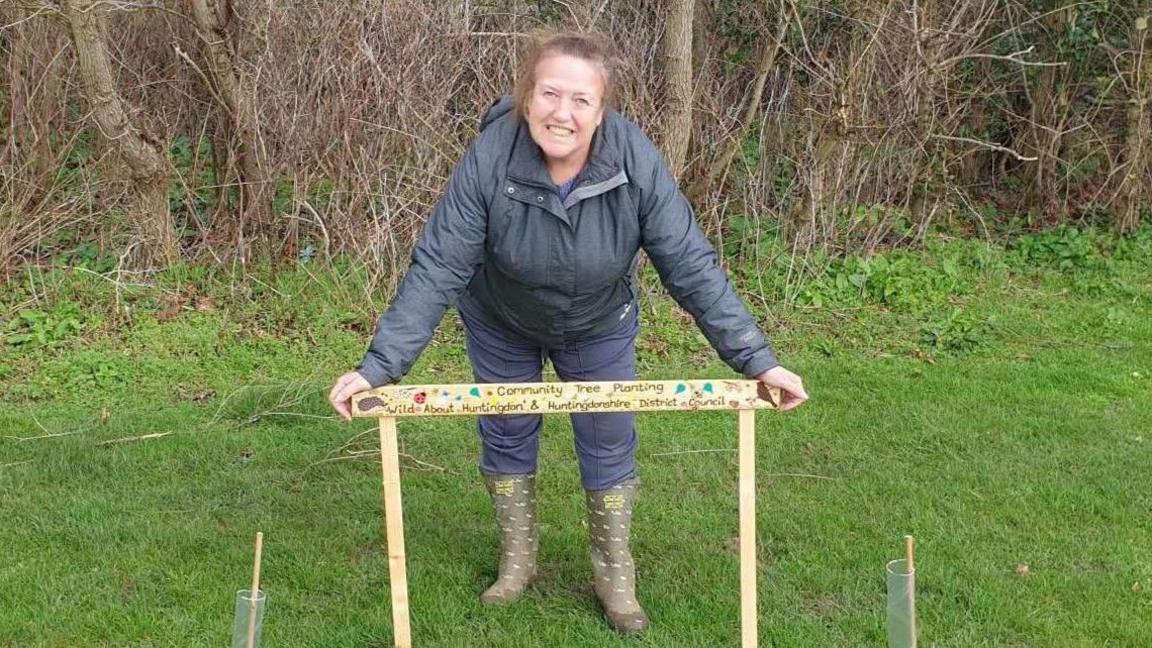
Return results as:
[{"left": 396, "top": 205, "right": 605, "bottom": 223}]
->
[
  {"left": 543, "top": 91, "right": 557, "bottom": 98},
  {"left": 576, "top": 98, "right": 590, "bottom": 106}
]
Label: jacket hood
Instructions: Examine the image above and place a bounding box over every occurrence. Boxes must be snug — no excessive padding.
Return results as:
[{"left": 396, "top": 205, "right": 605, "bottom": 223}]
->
[{"left": 480, "top": 95, "right": 517, "bottom": 131}]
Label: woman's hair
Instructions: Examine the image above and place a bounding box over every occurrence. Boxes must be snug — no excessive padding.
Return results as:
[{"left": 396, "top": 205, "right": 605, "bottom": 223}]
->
[{"left": 513, "top": 31, "right": 619, "bottom": 118}]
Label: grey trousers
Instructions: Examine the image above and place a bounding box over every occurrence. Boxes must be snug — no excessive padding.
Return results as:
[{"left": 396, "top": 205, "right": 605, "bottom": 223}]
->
[{"left": 460, "top": 304, "right": 639, "bottom": 491}]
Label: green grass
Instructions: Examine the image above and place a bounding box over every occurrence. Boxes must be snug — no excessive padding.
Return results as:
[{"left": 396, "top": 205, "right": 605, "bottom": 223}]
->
[{"left": 2, "top": 234, "right": 1151, "bottom": 646}]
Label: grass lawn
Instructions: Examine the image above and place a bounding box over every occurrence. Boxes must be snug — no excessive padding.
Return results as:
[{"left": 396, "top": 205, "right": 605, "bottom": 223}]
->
[{"left": 2, "top": 238, "right": 1150, "bottom": 646}]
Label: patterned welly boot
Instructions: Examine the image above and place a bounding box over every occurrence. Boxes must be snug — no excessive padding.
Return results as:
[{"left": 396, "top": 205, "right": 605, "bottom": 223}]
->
[
  {"left": 586, "top": 477, "right": 650, "bottom": 634},
  {"left": 480, "top": 472, "right": 539, "bottom": 604}
]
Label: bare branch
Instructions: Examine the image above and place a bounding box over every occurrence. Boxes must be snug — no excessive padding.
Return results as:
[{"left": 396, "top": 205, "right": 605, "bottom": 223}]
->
[
  {"left": 937, "top": 46, "right": 1068, "bottom": 69},
  {"left": 930, "top": 133, "right": 1039, "bottom": 161}
]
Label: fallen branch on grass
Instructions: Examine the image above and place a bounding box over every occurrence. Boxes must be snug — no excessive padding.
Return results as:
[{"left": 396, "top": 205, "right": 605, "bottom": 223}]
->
[
  {"left": 651, "top": 448, "right": 734, "bottom": 456},
  {"left": 97, "top": 432, "right": 172, "bottom": 446}
]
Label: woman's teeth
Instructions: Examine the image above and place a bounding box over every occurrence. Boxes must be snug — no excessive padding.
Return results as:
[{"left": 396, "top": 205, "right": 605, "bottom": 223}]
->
[{"left": 546, "top": 125, "right": 574, "bottom": 137}]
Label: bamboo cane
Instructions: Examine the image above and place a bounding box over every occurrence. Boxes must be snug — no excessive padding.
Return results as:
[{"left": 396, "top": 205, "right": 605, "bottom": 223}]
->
[
  {"left": 378, "top": 416, "right": 411, "bottom": 648},
  {"left": 906, "top": 535, "right": 916, "bottom": 645},
  {"left": 246, "top": 531, "right": 263, "bottom": 648}
]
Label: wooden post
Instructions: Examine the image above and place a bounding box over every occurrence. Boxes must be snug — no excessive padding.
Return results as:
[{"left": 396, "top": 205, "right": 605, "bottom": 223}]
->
[
  {"left": 354, "top": 380, "right": 779, "bottom": 647},
  {"left": 738, "top": 408, "right": 757, "bottom": 648},
  {"left": 378, "top": 416, "right": 411, "bottom": 648}
]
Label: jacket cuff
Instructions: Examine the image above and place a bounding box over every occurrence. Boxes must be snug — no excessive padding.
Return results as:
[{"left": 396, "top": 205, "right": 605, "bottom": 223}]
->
[
  {"left": 356, "top": 351, "right": 397, "bottom": 388},
  {"left": 740, "top": 349, "right": 779, "bottom": 379}
]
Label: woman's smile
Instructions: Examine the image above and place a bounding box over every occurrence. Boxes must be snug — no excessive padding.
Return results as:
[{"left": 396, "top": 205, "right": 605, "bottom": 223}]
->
[{"left": 545, "top": 125, "right": 576, "bottom": 138}]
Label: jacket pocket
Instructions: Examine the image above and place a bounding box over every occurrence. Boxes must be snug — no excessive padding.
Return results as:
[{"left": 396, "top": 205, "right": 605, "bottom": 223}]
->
[{"left": 488, "top": 198, "right": 552, "bottom": 287}]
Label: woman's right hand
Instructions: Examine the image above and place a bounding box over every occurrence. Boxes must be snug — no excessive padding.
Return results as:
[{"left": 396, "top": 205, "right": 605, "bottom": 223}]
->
[{"left": 329, "top": 370, "right": 372, "bottom": 421}]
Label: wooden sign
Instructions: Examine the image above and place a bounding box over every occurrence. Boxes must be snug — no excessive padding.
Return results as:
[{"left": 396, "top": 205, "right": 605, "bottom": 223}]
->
[
  {"left": 356, "top": 378, "right": 777, "bottom": 648},
  {"left": 352, "top": 379, "right": 780, "bottom": 418}
]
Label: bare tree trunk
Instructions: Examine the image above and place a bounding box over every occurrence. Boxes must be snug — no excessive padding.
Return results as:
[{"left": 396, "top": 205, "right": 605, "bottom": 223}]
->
[
  {"left": 907, "top": 0, "right": 941, "bottom": 240},
  {"left": 1022, "top": 7, "right": 1071, "bottom": 226},
  {"left": 61, "top": 0, "right": 179, "bottom": 266},
  {"left": 794, "top": 1, "right": 868, "bottom": 252},
  {"left": 699, "top": 6, "right": 787, "bottom": 197},
  {"left": 188, "top": 0, "right": 270, "bottom": 261},
  {"left": 661, "top": 0, "right": 695, "bottom": 179},
  {"left": 1118, "top": 12, "right": 1151, "bottom": 234},
  {"left": 0, "top": 4, "right": 29, "bottom": 168},
  {"left": 2, "top": 2, "right": 52, "bottom": 181},
  {"left": 690, "top": 0, "right": 710, "bottom": 83}
]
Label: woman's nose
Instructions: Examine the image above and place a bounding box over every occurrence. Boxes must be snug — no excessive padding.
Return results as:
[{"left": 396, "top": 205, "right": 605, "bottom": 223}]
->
[{"left": 552, "top": 98, "right": 575, "bottom": 121}]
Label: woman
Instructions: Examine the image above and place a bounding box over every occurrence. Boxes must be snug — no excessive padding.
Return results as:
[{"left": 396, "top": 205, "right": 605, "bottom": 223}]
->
[{"left": 329, "top": 31, "right": 807, "bottom": 635}]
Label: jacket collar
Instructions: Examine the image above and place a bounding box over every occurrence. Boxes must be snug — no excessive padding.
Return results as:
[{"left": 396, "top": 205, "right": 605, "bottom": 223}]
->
[{"left": 507, "top": 114, "right": 622, "bottom": 189}]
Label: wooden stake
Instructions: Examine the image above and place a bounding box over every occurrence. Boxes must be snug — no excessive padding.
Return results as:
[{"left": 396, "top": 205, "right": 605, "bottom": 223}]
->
[
  {"left": 905, "top": 535, "right": 917, "bottom": 647},
  {"left": 246, "top": 531, "right": 263, "bottom": 648},
  {"left": 378, "top": 416, "right": 411, "bottom": 648},
  {"left": 739, "top": 409, "right": 757, "bottom": 648}
]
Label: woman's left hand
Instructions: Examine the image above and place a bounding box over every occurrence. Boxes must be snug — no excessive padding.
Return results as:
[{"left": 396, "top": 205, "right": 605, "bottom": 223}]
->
[{"left": 755, "top": 366, "right": 808, "bottom": 411}]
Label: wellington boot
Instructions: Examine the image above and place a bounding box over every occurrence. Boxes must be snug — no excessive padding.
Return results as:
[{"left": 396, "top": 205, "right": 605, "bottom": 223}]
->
[
  {"left": 586, "top": 478, "right": 649, "bottom": 634},
  {"left": 480, "top": 472, "right": 538, "bottom": 604}
]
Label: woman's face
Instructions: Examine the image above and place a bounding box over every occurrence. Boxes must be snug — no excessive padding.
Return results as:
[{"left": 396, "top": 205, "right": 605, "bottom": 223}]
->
[{"left": 525, "top": 54, "right": 606, "bottom": 170}]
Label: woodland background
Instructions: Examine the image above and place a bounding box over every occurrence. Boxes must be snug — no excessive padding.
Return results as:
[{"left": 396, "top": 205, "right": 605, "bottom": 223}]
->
[{"left": 2, "top": 0, "right": 1150, "bottom": 291}]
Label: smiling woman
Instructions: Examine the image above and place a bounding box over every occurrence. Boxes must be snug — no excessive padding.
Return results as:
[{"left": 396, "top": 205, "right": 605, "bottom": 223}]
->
[
  {"left": 513, "top": 34, "right": 617, "bottom": 184},
  {"left": 327, "top": 29, "right": 808, "bottom": 635}
]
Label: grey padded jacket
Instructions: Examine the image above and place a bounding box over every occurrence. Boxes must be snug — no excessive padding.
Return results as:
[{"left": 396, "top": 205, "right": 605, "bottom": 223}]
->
[{"left": 357, "top": 97, "right": 778, "bottom": 387}]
